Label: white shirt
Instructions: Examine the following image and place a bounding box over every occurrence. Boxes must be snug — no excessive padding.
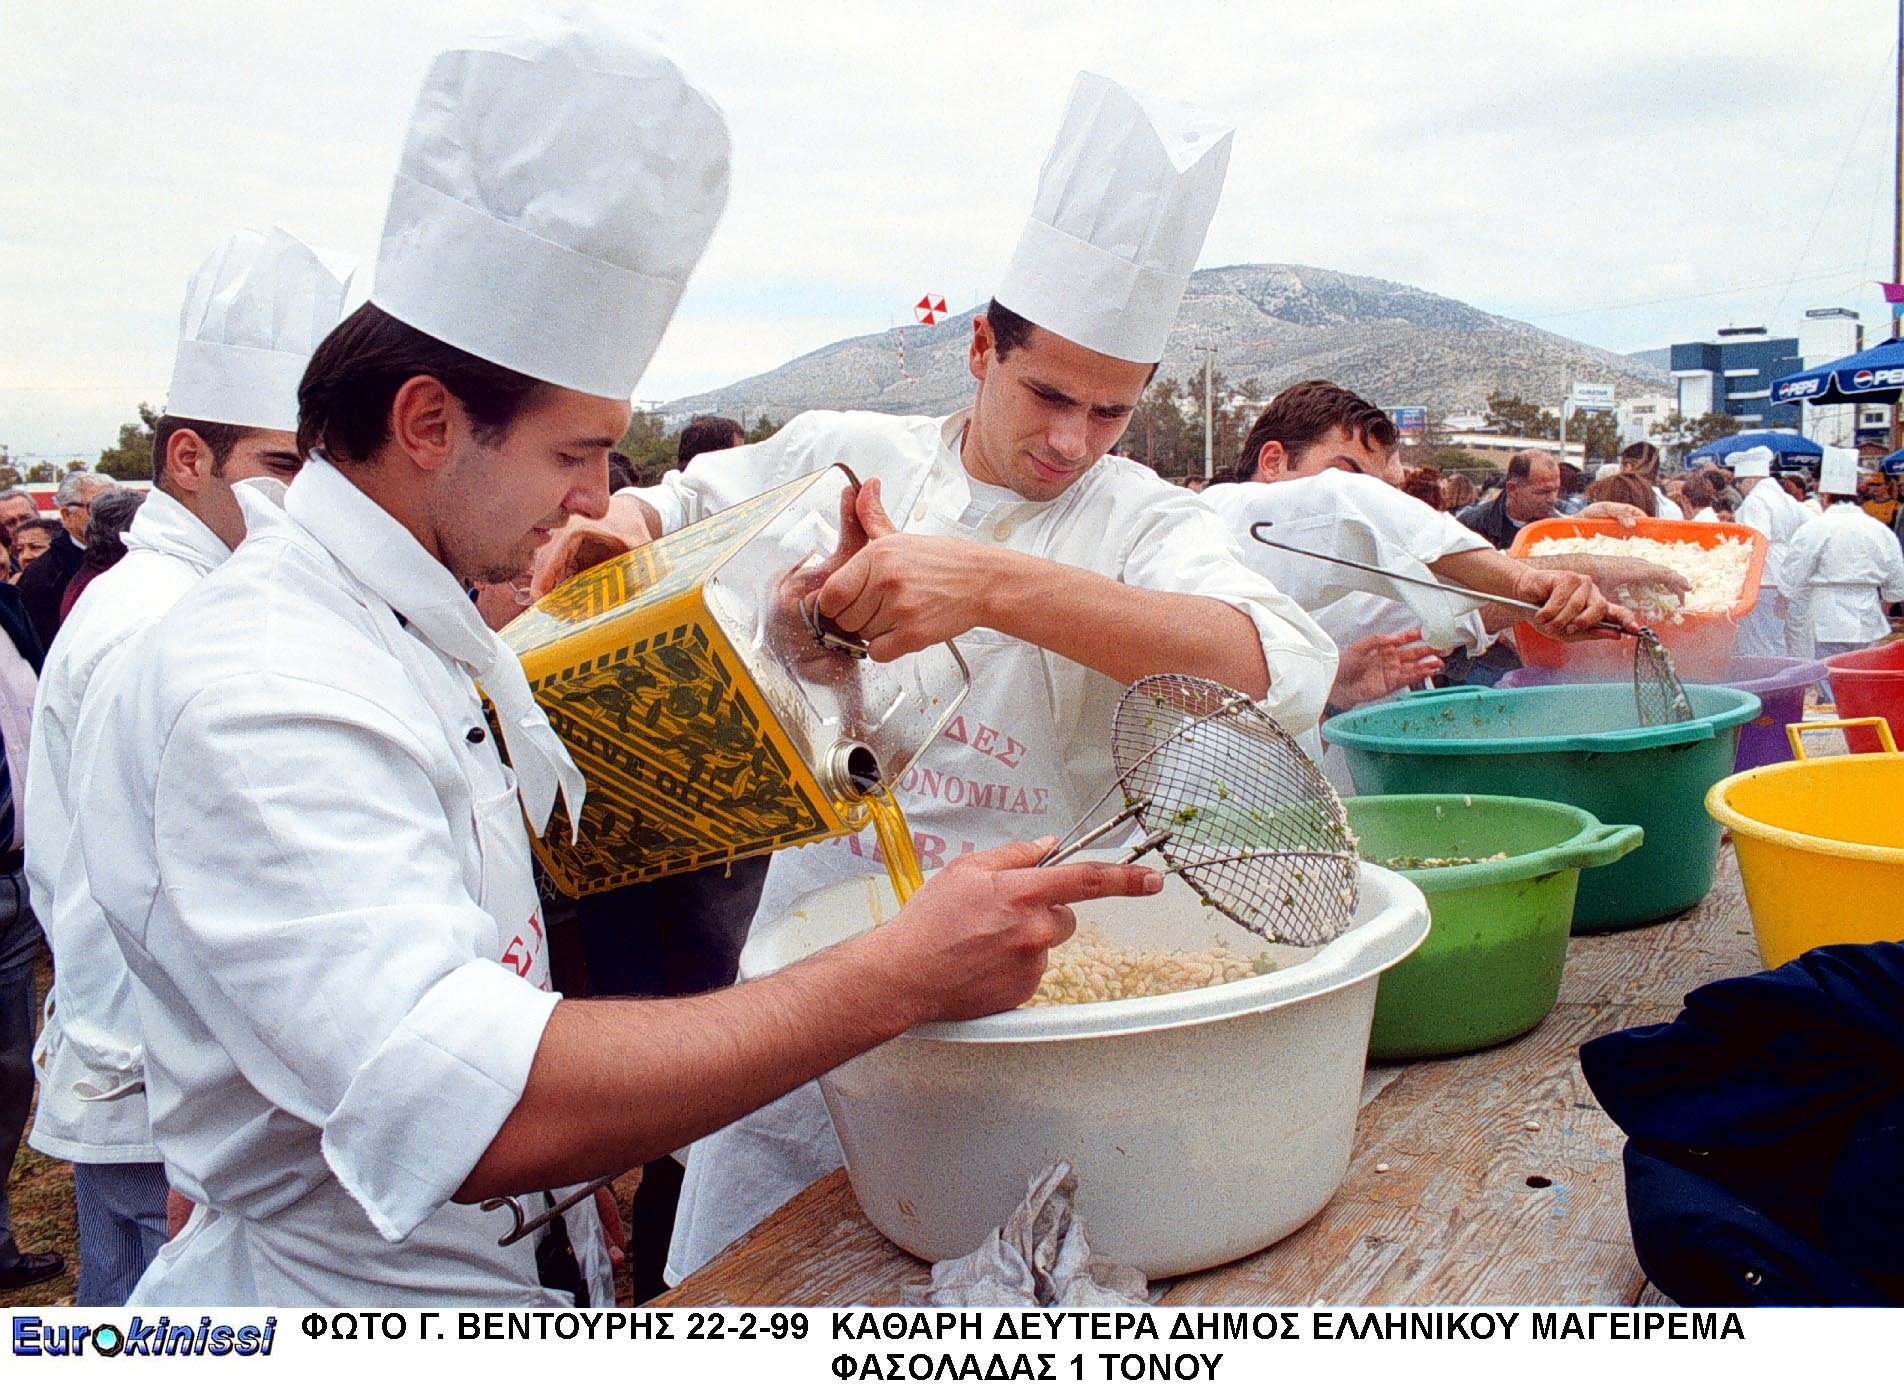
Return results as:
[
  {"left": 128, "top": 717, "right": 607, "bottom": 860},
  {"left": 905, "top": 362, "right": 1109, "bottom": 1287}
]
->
[
  {"left": 1200, "top": 472, "right": 1492, "bottom": 656},
  {"left": 69, "top": 460, "right": 606, "bottom": 1305},
  {"left": 28, "top": 489, "right": 230, "bottom": 1164},
  {"left": 1735, "top": 478, "right": 1813, "bottom": 594},
  {"left": 1782, "top": 502, "right": 1904, "bottom": 655},
  {"left": 635, "top": 408, "right": 1336, "bottom": 1279}
]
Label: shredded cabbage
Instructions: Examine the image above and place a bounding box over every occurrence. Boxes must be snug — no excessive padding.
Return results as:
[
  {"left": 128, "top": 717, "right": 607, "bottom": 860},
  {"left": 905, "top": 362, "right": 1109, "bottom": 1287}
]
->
[{"left": 1526, "top": 535, "right": 1752, "bottom": 617}]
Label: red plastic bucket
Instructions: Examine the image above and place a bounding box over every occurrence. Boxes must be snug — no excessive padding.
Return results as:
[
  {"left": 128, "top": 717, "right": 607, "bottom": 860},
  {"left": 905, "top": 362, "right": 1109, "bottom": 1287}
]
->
[{"left": 1824, "top": 641, "right": 1904, "bottom": 754}]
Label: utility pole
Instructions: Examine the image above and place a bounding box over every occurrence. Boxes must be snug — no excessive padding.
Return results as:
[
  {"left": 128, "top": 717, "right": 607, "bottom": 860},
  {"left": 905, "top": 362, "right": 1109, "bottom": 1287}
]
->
[
  {"left": 1200, "top": 345, "right": 1216, "bottom": 480},
  {"left": 1893, "top": 0, "right": 1902, "bottom": 450}
]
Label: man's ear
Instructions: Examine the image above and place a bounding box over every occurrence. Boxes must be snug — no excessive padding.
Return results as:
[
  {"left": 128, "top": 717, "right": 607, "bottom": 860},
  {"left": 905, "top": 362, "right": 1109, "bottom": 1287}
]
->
[
  {"left": 968, "top": 314, "right": 995, "bottom": 386},
  {"left": 388, "top": 375, "right": 457, "bottom": 472},
  {"left": 1254, "top": 440, "right": 1286, "bottom": 482},
  {"left": 164, "top": 428, "right": 212, "bottom": 496}
]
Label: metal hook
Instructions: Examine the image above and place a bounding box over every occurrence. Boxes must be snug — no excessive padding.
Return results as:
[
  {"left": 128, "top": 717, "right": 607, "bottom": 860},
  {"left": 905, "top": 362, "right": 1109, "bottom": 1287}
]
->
[{"left": 481, "top": 1175, "right": 615, "bottom": 1249}]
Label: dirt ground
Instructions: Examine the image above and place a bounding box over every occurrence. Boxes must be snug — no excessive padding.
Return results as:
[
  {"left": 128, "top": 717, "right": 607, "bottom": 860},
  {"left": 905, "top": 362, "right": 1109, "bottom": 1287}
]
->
[
  {"left": 6, "top": 951, "right": 76, "bottom": 1307},
  {"left": 5, "top": 945, "right": 648, "bottom": 1307}
]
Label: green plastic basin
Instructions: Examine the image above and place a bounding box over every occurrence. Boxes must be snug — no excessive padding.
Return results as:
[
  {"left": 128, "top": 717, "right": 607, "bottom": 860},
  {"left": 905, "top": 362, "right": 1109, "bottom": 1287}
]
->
[
  {"left": 1346, "top": 795, "right": 1642, "bottom": 1059},
  {"left": 1324, "top": 684, "right": 1759, "bottom": 933}
]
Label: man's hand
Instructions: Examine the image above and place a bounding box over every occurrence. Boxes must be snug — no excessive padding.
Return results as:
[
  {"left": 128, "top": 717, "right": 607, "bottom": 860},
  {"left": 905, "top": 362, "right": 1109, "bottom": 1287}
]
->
[
  {"left": 857, "top": 838, "right": 1163, "bottom": 1023},
  {"left": 529, "top": 494, "right": 660, "bottom": 598},
  {"left": 1509, "top": 566, "right": 1638, "bottom": 640},
  {"left": 817, "top": 478, "right": 996, "bottom": 660},
  {"left": 166, "top": 1189, "right": 193, "bottom": 1240},
  {"left": 1330, "top": 629, "right": 1444, "bottom": 711},
  {"left": 595, "top": 1183, "right": 629, "bottom": 1267},
  {"left": 1573, "top": 501, "right": 1649, "bottom": 529},
  {"left": 1522, "top": 553, "right": 1690, "bottom": 608}
]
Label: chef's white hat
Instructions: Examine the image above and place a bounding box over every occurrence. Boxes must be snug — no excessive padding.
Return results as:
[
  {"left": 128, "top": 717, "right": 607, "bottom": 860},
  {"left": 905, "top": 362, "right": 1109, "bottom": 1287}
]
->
[
  {"left": 993, "top": 72, "right": 1232, "bottom": 364},
  {"left": 370, "top": 6, "right": 729, "bottom": 400},
  {"left": 1730, "top": 446, "right": 1775, "bottom": 479},
  {"left": 1820, "top": 445, "right": 1860, "bottom": 495},
  {"left": 165, "top": 228, "right": 352, "bottom": 433}
]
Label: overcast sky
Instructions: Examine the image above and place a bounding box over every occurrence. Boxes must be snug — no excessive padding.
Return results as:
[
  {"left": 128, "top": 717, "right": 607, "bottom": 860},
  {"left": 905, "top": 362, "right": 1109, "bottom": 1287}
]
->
[{"left": 1, "top": 0, "right": 1894, "bottom": 461}]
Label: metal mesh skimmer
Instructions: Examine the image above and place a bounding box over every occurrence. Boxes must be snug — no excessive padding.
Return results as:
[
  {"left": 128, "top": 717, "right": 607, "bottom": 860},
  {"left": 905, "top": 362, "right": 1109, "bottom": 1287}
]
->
[
  {"left": 1041, "top": 674, "right": 1359, "bottom": 947},
  {"left": 1632, "top": 627, "right": 1694, "bottom": 725}
]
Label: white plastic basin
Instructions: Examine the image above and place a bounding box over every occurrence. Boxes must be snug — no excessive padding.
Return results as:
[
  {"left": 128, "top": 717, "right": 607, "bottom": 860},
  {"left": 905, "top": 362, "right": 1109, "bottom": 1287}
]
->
[{"left": 752, "top": 861, "right": 1429, "bottom": 1278}]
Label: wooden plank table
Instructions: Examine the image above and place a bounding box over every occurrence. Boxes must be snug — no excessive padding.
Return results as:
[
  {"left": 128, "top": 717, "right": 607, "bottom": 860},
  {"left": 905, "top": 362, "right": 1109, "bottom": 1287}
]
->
[{"left": 655, "top": 845, "right": 1762, "bottom": 1307}]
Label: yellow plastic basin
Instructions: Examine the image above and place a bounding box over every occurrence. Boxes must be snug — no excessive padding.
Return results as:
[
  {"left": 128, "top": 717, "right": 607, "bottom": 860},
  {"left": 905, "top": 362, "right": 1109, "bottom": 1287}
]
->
[{"left": 1705, "top": 724, "right": 1904, "bottom": 967}]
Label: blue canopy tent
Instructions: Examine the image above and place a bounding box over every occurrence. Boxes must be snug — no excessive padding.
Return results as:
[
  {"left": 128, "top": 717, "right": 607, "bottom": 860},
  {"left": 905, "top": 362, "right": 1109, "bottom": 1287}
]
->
[
  {"left": 1686, "top": 430, "right": 1825, "bottom": 467},
  {"left": 1771, "top": 336, "right": 1904, "bottom": 408},
  {"left": 1883, "top": 448, "right": 1904, "bottom": 476}
]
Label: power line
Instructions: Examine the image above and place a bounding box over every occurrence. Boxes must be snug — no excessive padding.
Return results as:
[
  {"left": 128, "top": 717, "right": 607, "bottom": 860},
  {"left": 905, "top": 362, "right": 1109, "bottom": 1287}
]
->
[
  {"left": 1524, "top": 265, "right": 1869, "bottom": 321},
  {"left": 1771, "top": 47, "right": 1893, "bottom": 324}
]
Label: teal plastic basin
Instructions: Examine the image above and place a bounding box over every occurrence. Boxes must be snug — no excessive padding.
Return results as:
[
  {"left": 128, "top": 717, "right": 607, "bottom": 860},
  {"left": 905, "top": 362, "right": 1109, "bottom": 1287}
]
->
[{"left": 1323, "top": 684, "right": 1759, "bottom": 932}]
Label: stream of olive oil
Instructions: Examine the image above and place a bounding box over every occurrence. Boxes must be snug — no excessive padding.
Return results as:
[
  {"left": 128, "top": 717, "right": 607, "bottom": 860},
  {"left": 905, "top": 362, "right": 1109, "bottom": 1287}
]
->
[{"left": 863, "top": 784, "right": 924, "bottom": 906}]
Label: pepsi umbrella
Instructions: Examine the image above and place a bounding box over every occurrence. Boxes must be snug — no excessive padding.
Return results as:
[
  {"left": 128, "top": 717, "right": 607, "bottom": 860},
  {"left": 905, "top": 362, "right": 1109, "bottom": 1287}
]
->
[
  {"left": 1771, "top": 336, "right": 1904, "bottom": 407},
  {"left": 1686, "top": 430, "right": 1824, "bottom": 465},
  {"left": 1882, "top": 448, "right": 1904, "bottom": 476}
]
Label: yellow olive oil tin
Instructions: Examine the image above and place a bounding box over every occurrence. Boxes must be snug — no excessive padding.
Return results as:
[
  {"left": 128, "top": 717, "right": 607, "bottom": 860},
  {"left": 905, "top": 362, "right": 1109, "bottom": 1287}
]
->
[{"left": 497, "top": 466, "right": 968, "bottom": 896}]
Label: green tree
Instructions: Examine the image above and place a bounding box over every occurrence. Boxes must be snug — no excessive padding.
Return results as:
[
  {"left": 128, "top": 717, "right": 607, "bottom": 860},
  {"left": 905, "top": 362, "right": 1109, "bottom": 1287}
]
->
[
  {"left": 613, "top": 410, "right": 677, "bottom": 485},
  {"left": 745, "top": 413, "right": 780, "bottom": 444},
  {"left": 0, "top": 466, "right": 19, "bottom": 489},
  {"left": 1484, "top": 394, "right": 1559, "bottom": 440},
  {"left": 1654, "top": 410, "right": 1741, "bottom": 466},
  {"left": 98, "top": 402, "right": 160, "bottom": 480},
  {"left": 25, "top": 461, "right": 55, "bottom": 483},
  {"left": 1567, "top": 409, "right": 1623, "bottom": 466},
  {"left": 1688, "top": 412, "right": 1741, "bottom": 450},
  {"left": 1424, "top": 446, "right": 1492, "bottom": 476},
  {"left": 1124, "top": 376, "right": 1197, "bottom": 479}
]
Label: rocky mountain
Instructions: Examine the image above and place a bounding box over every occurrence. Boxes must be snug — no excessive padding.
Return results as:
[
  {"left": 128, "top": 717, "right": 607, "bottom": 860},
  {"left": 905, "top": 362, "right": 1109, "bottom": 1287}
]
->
[{"left": 662, "top": 263, "right": 1670, "bottom": 422}]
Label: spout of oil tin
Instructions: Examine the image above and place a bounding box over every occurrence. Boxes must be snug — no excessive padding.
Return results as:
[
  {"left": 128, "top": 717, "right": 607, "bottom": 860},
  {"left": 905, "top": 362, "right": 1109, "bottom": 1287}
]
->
[{"left": 822, "top": 740, "right": 884, "bottom": 801}]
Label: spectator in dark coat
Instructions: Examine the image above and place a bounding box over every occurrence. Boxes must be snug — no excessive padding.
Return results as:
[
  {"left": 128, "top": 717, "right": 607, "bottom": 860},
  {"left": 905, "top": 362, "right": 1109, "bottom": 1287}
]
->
[
  {"left": 17, "top": 474, "right": 114, "bottom": 648},
  {"left": 59, "top": 489, "right": 145, "bottom": 622},
  {"left": 1456, "top": 449, "right": 1561, "bottom": 548}
]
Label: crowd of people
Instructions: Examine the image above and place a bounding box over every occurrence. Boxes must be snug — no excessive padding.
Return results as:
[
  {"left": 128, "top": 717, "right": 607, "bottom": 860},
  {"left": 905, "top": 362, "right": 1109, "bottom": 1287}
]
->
[{"left": 2, "top": 7, "right": 1899, "bottom": 1311}]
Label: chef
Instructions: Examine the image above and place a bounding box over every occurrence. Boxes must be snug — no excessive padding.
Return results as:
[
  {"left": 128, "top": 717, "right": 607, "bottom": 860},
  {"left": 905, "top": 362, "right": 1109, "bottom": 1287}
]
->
[
  {"left": 69, "top": 14, "right": 1160, "bottom": 1307},
  {"left": 543, "top": 72, "right": 1338, "bottom": 1283},
  {"left": 1783, "top": 446, "right": 1904, "bottom": 662},
  {"left": 1200, "top": 381, "right": 1637, "bottom": 720},
  {"left": 1730, "top": 446, "right": 1811, "bottom": 659},
  {"left": 26, "top": 229, "right": 349, "bottom": 1305},
  {"left": 1202, "top": 382, "right": 1654, "bottom": 727}
]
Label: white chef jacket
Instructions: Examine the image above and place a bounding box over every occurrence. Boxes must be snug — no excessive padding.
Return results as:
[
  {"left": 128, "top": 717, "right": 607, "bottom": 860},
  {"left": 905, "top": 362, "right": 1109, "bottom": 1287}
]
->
[
  {"left": 1200, "top": 472, "right": 1491, "bottom": 790},
  {"left": 1199, "top": 473, "right": 1492, "bottom": 656},
  {"left": 1782, "top": 501, "right": 1904, "bottom": 657},
  {"left": 27, "top": 489, "right": 230, "bottom": 1165},
  {"left": 67, "top": 460, "right": 609, "bottom": 1305},
  {"left": 634, "top": 408, "right": 1336, "bottom": 1280},
  {"left": 1733, "top": 478, "right": 1814, "bottom": 660}
]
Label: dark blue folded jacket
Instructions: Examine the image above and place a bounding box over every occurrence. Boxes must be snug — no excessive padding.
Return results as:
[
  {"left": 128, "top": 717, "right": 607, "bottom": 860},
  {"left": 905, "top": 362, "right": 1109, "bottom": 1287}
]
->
[{"left": 1579, "top": 943, "right": 1904, "bottom": 1306}]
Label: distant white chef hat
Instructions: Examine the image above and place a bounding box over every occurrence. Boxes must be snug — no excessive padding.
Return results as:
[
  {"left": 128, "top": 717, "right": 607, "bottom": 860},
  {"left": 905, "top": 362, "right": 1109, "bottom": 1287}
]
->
[
  {"left": 1730, "top": 446, "right": 1775, "bottom": 479},
  {"left": 165, "top": 228, "right": 353, "bottom": 433},
  {"left": 370, "top": 5, "right": 729, "bottom": 400},
  {"left": 993, "top": 72, "right": 1233, "bottom": 365},
  {"left": 1820, "top": 445, "right": 1860, "bottom": 495}
]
